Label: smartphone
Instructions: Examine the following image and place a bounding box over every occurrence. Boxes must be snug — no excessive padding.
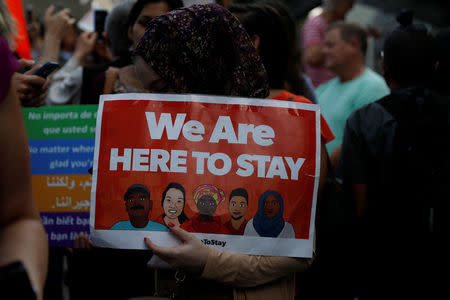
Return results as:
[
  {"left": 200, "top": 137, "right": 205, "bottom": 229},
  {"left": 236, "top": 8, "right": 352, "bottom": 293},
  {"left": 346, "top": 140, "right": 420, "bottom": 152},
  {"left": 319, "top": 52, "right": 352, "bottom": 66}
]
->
[
  {"left": 94, "top": 9, "right": 108, "bottom": 40},
  {"left": 33, "top": 62, "right": 60, "bottom": 78}
]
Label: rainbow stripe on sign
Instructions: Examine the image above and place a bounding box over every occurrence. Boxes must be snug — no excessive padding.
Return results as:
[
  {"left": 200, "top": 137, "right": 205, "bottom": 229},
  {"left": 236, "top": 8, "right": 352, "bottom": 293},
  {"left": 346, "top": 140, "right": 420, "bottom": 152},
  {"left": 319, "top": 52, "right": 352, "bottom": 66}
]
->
[{"left": 23, "top": 105, "right": 98, "bottom": 246}]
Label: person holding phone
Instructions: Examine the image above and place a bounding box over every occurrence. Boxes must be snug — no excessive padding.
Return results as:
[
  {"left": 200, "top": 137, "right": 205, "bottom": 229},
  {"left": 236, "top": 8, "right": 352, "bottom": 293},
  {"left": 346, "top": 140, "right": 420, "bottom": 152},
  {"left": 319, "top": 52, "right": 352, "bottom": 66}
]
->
[
  {"left": 12, "top": 61, "right": 49, "bottom": 107},
  {"left": 94, "top": 9, "right": 108, "bottom": 41},
  {"left": 46, "top": 4, "right": 119, "bottom": 105},
  {"left": 12, "top": 4, "right": 74, "bottom": 107}
]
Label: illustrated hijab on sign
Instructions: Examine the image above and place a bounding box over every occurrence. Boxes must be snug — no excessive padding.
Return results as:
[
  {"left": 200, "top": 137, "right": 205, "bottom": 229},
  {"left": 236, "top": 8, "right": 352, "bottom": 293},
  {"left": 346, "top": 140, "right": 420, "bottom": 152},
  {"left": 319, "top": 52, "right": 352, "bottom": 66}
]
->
[{"left": 253, "top": 190, "right": 285, "bottom": 237}]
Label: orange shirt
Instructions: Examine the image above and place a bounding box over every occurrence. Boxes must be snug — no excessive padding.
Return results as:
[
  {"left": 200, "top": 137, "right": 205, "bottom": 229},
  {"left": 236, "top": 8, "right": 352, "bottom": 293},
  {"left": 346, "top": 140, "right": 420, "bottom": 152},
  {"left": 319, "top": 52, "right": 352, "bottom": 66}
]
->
[{"left": 271, "top": 90, "right": 335, "bottom": 144}]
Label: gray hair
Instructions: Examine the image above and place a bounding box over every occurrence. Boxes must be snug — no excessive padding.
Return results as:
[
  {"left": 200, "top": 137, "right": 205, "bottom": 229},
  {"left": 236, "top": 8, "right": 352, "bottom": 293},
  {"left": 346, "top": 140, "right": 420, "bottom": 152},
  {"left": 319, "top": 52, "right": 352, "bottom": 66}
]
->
[
  {"left": 0, "top": 1, "right": 16, "bottom": 48},
  {"left": 105, "top": 0, "right": 137, "bottom": 57}
]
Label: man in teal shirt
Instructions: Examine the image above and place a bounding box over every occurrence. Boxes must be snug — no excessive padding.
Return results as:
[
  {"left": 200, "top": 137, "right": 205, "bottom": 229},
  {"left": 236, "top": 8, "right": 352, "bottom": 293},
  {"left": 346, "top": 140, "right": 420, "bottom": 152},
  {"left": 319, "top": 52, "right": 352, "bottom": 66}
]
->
[
  {"left": 317, "top": 22, "right": 389, "bottom": 163},
  {"left": 110, "top": 184, "right": 168, "bottom": 231}
]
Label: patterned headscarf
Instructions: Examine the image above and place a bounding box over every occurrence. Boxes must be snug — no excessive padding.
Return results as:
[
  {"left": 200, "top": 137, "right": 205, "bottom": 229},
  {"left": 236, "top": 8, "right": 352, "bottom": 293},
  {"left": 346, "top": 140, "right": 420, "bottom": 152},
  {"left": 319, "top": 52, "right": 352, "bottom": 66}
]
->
[
  {"left": 193, "top": 184, "right": 225, "bottom": 205},
  {"left": 134, "top": 3, "right": 269, "bottom": 98}
]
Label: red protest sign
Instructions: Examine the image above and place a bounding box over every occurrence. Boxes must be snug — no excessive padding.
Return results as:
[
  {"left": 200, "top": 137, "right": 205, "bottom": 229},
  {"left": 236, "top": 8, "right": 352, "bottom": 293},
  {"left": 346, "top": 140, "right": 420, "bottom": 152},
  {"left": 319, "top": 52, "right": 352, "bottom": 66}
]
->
[{"left": 91, "top": 94, "right": 320, "bottom": 257}]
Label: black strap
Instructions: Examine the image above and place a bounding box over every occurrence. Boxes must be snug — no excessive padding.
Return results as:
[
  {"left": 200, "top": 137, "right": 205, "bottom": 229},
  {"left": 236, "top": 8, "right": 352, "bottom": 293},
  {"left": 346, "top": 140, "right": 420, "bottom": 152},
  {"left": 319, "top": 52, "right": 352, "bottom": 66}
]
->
[{"left": 325, "top": 153, "right": 343, "bottom": 192}]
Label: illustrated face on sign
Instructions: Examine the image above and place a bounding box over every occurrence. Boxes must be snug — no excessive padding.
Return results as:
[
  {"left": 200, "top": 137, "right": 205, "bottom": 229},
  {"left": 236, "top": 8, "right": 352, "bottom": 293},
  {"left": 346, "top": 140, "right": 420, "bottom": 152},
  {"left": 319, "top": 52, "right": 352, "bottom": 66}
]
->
[
  {"left": 125, "top": 191, "right": 152, "bottom": 221},
  {"left": 263, "top": 194, "right": 280, "bottom": 219},
  {"left": 197, "top": 195, "right": 218, "bottom": 216},
  {"left": 162, "top": 188, "right": 184, "bottom": 219},
  {"left": 228, "top": 196, "right": 248, "bottom": 220}
]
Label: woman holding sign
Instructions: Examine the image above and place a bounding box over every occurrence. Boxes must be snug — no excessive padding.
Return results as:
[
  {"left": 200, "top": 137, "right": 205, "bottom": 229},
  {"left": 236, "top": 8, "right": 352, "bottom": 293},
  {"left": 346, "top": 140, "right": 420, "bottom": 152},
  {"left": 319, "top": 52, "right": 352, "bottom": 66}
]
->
[{"left": 133, "top": 3, "right": 329, "bottom": 299}]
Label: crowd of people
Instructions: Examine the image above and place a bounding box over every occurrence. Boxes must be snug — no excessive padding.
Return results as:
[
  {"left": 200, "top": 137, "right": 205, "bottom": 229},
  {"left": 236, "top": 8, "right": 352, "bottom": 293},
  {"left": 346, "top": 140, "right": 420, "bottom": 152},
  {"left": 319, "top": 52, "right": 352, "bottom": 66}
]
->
[{"left": 1, "top": 0, "right": 449, "bottom": 299}]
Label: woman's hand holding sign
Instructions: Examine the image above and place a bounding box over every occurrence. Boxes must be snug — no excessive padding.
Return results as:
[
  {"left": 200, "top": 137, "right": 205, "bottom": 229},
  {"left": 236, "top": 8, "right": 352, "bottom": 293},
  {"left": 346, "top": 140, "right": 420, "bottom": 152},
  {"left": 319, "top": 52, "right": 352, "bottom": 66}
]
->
[{"left": 144, "top": 223, "right": 211, "bottom": 275}]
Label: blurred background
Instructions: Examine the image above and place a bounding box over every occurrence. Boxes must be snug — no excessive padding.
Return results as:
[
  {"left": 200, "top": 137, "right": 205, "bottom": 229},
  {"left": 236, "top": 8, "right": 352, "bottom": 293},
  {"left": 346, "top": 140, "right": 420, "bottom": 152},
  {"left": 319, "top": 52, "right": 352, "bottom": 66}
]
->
[
  {"left": 20, "top": 0, "right": 450, "bottom": 74},
  {"left": 5, "top": 1, "right": 449, "bottom": 300},
  {"left": 22, "top": 0, "right": 450, "bottom": 27}
]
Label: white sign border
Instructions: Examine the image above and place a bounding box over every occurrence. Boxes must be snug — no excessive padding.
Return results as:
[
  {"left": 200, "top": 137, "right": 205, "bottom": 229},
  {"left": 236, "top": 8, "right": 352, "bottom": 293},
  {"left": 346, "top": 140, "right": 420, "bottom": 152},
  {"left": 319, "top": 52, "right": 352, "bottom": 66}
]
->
[{"left": 90, "top": 93, "right": 321, "bottom": 258}]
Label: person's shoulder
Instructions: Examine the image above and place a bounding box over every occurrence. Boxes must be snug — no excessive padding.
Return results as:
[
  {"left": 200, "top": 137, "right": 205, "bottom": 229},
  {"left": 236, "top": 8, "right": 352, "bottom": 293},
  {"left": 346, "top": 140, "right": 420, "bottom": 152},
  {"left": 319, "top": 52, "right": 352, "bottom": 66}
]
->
[
  {"left": 279, "top": 222, "right": 295, "bottom": 238},
  {"left": 284, "top": 221, "right": 295, "bottom": 231},
  {"left": 154, "top": 214, "right": 165, "bottom": 225},
  {"left": 302, "top": 14, "right": 327, "bottom": 42},
  {"left": 147, "top": 220, "right": 169, "bottom": 231},
  {"left": 316, "top": 78, "right": 339, "bottom": 102},
  {"left": 223, "top": 219, "right": 232, "bottom": 227},
  {"left": 273, "top": 90, "right": 313, "bottom": 104},
  {"left": 180, "top": 218, "right": 194, "bottom": 231},
  {"left": 350, "top": 99, "right": 385, "bottom": 120},
  {"left": 347, "top": 96, "right": 394, "bottom": 130},
  {"left": 351, "top": 68, "right": 389, "bottom": 103},
  {"left": 290, "top": 95, "right": 312, "bottom": 104},
  {"left": 243, "top": 219, "right": 255, "bottom": 233},
  {"left": 304, "top": 14, "right": 326, "bottom": 27},
  {"left": 110, "top": 220, "right": 130, "bottom": 230},
  {"left": 316, "top": 78, "right": 338, "bottom": 93},
  {"left": 219, "top": 223, "right": 231, "bottom": 234},
  {"left": 361, "top": 68, "right": 389, "bottom": 89}
]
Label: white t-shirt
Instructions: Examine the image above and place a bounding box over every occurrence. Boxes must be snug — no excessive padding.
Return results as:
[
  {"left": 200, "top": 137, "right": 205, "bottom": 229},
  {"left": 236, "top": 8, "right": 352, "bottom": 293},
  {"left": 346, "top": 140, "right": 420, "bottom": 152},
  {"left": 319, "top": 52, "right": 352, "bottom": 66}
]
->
[{"left": 243, "top": 218, "right": 295, "bottom": 238}]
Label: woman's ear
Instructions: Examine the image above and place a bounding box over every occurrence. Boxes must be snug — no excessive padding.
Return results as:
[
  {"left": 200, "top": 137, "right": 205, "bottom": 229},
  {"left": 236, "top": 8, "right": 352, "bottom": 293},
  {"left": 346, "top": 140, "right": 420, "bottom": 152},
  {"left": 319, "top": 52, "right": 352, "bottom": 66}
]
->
[{"left": 251, "top": 34, "right": 261, "bottom": 52}]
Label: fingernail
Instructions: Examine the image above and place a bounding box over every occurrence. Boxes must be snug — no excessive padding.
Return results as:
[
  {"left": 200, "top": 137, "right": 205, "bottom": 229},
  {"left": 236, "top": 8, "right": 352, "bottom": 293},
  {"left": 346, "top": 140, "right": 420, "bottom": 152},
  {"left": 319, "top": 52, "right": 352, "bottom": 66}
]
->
[
  {"left": 168, "top": 222, "right": 175, "bottom": 228},
  {"left": 144, "top": 237, "right": 148, "bottom": 242}
]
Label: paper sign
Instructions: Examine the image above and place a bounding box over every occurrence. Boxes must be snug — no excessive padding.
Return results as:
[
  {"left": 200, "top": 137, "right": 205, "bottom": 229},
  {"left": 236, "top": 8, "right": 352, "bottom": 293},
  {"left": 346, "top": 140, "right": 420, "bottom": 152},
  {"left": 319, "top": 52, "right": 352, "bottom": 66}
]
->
[
  {"left": 91, "top": 94, "right": 320, "bottom": 257},
  {"left": 23, "top": 105, "right": 97, "bottom": 246}
]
